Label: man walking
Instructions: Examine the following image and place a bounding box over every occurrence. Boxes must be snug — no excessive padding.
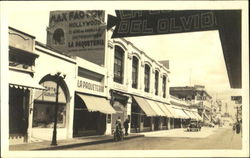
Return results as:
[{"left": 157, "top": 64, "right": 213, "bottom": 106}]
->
[{"left": 123, "top": 118, "right": 129, "bottom": 136}]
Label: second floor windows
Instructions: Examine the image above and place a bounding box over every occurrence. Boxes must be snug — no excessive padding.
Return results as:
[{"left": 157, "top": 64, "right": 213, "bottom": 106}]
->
[
  {"left": 155, "top": 70, "right": 159, "bottom": 95},
  {"left": 114, "top": 46, "right": 124, "bottom": 84},
  {"left": 162, "top": 75, "right": 166, "bottom": 98},
  {"left": 144, "top": 64, "right": 150, "bottom": 92},
  {"left": 132, "top": 56, "right": 139, "bottom": 89}
]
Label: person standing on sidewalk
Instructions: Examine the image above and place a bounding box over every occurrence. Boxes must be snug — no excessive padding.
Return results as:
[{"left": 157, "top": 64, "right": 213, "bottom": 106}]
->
[{"left": 123, "top": 118, "right": 129, "bottom": 136}]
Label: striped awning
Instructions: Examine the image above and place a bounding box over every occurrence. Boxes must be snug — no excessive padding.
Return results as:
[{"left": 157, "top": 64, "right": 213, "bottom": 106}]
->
[
  {"left": 183, "top": 110, "right": 197, "bottom": 120},
  {"left": 192, "top": 111, "right": 203, "bottom": 121},
  {"left": 9, "top": 70, "right": 45, "bottom": 90},
  {"left": 146, "top": 99, "right": 165, "bottom": 116},
  {"left": 172, "top": 107, "right": 190, "bottom": 119},
  {"left": 76, "top": 93, "right": 116, "bottom": 114},
  {"left": 164, "top": 104, "right": 179, "bottom": 118},
  {"left": 156, "top": 102, "right": 174, "bottom": 118},
  {"left": 133, "top": 96, "right": 157, "bottom": 116}
]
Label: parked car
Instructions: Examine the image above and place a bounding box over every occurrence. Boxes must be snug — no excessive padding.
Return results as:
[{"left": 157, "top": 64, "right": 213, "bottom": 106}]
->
[
  {"left": 208, "top": 123, "right": 215, "bottom": 128},
  {"left": 187, "top": 121, "right": 200, "bottom": 132}
]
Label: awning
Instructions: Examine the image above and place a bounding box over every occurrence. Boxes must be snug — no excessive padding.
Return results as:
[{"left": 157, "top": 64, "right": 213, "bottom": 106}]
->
[
  {"left": 203, "top": 112, "right": 210, "bottom": 120},
  {"left": 192, "top": 112, "right": 203, "bottom": 121},
  {"left": 76, "top": 93, "right": 116, "bottom": 114},
  {"left": 146, "top": 99, "right": 165, "bottom": 116},
  {"left": 172, "top": 107, "right": 190, "bottom": 119},
  {"left": 133, "top": 96, "right": 157, "bottom": 116},
  {"left": 164, "top": 104, "right": 179, "bottom": 118},
  {"left": 156, "top": 102, "right": 174, "bottom": 118},
  {"left": 183, "top": 110, "right": 197, "bottom": 120},
  {"left": 9, "top": 70, "right": 45, "bottom": 90}
]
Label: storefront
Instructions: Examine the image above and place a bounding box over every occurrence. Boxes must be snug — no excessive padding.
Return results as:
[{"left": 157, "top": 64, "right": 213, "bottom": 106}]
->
[
  {"left": 73, "top": 60, "right": 116, "bottom": 137},
  {"left": 31, "top": 41, "right": 76, "bottom": 141},
  {"left": 8, "top": 27, "right": 45, "bottom": 144}
]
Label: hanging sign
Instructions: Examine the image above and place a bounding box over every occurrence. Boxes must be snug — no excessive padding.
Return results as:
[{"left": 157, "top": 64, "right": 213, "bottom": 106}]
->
[{"left": 107, "top": 10, "right": 241, "bottom": 88}]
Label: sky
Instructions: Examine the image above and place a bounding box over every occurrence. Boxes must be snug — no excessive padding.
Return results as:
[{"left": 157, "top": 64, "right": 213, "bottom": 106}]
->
[{"left": 2, "top": 1, "right": 245, "bottom": 116}]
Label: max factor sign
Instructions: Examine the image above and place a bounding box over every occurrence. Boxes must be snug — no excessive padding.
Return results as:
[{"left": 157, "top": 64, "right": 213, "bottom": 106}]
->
[
  {"left": 47, "top": 10, "right": 106, "bottom": 66},
  {"left": 77, "top": 79, "right": 104, "bottom": 93}
]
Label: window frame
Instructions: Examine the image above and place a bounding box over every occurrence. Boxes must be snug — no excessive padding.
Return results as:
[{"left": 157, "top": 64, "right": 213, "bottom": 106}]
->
[
  {"left": 132, "top": 56, "right": 139, "bottom": 89},
  {"left": 113, "top": 46, "right": 124, "bottom": 84},
  {"left": 144, "top": 64, "right": 150, "bottom": 92}
]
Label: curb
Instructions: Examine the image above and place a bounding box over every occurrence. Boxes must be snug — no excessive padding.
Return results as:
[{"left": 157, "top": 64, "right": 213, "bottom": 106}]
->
[{"left": 35, "top": 134, "right": 144, "bottom": 150}]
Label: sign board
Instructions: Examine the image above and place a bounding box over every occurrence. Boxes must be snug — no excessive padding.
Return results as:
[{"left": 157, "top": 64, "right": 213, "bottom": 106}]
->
[
  {"left": 47, "top": 10, "right": 106, "bottom": 66},
  {"left": 194, "top": 84, "right": 205, "bottom": 89},
  {"left": 76, "top": 76, "right": 105, "bottom": 96},
  {"left": 35, "top": 81, "right": 66, "bottom": 103}
]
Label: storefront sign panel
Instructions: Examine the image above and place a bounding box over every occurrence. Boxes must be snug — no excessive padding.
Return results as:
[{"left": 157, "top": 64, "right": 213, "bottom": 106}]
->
[
  {"left": 47, "top": 10, "right": 106, "bottom": 66},
  {"left": 35, "top": 81, "right": 66, "bottom": 103},
  {"left": 76, "top": 77, "right": 106, "bottom": 96}
]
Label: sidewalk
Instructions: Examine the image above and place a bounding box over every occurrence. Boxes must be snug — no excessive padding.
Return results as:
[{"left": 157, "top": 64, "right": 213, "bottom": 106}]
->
[{"left": 9, "top": 133, "right": 144, "bottom": 151}]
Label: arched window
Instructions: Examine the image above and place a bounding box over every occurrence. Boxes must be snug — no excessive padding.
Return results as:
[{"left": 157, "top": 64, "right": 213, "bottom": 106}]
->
[
  {"left": 132, "top": 56, "right": 139, "bottom": 89},
  {"left": 155, "top": 70, "right": 159, "bottom": 95},
  {"left": 162, "top": 75, "right": 167, "bottom": 98},
  {"left": 114, "top": 46, "right": 124, "bottom": 83},
  {"left": 144, "top": 64, "right": 150, "bottom": 92}
]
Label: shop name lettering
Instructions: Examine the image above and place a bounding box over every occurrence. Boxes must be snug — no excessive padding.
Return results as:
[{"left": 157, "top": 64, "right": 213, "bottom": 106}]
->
[
  {"left": 77, "top": 80, "right": 104, "bottom": 92},
  {"left": 50, "top": 11, "right": 103, "bottom": 23},
  {"left": 117, "top": 12, "right": 217, "bottom": 34},
  {"left": 44, "top": 86, "right": 56, "bottom": 97}
]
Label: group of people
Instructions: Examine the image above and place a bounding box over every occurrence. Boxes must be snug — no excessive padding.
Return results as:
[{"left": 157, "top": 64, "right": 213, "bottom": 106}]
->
[{"left": 115, "top": 117, "right": 129, "bottom": 136}]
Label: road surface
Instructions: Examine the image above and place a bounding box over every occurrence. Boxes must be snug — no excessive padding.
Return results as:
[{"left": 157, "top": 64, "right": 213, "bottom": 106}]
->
[{"left": 65, "top": 127, "right": 241, "bottom": 150}]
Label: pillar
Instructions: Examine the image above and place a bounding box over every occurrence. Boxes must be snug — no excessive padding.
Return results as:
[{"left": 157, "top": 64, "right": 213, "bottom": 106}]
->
[{"left": 27, "top": 89, "right": 35, "bottom": 143}]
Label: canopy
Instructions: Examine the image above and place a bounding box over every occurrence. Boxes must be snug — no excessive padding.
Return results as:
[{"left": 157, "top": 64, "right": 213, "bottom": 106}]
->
[
  {"left": 9, "top": 70, "right": 45, "bottom": 90},
  {"left": 146, "top": 99, "right": 165, "bottom": 116},
  {"left": 192, "top": 111, "right": 203, "bottom": 121},
  {"left": 76, "top": 93, "right": 116, "bottom": 114},
  {"left": 172, "top": 107, "right": 190, "bottom": 119},
  {"left": 183, "top": 110, "right": 197, "bottom": 120},
  {"left": 164, "top": 104, "right": 179, "bottom": 118},
  {"left": 156, "top": 102, "right": 174, "bottom": 118},
  {"left": 133, "top": 96, "right": 157, "bottom": 116}
]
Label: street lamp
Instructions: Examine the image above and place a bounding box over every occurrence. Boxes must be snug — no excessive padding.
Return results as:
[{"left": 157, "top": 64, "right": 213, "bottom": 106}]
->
[{"left": 51, "top": 72, "right": 66, "bottom": 146}]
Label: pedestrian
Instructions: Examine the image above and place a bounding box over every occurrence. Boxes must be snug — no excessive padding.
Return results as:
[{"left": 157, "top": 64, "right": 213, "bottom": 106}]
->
[
  {"left": 235, "top": 121, "right": 241, "bottom": 134},
  {"left": 115, "top": 116, "right": 122, "bottom": 130},
  {"left": 123, "top": 118, "right": 129, "bottom": 136}
]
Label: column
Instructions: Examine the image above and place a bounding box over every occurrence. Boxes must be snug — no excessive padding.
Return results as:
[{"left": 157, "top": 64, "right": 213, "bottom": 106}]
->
[{"left": 27, "top": 89, "right": 35, "bottom": 143}]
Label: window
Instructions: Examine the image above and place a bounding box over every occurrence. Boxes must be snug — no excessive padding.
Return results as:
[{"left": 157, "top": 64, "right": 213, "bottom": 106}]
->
[
  {"left": 144, "top": 64, "right": 150, "bottom": 92},
  {"left": 155, "top": 70, "right": 159, "bottom": 95},
  {"left": 114, "top": 46, "right": 124, "bottom": 83},
  {"left": 162, "top": 75, "right": 166, "bottom": 98},
  {"left": 132, "top": 56, "right": 139, "bottom": 89}
]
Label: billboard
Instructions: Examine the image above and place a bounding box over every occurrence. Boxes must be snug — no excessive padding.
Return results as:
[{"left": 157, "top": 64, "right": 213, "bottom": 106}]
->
[{"left": 47, "top": 10, "right": 106, "bottom": 66}]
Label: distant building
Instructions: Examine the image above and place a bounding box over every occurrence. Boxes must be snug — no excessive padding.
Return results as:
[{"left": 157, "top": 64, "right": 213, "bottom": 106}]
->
[{"left": 170, "top": 86, "right": 212, "bottom": 124}]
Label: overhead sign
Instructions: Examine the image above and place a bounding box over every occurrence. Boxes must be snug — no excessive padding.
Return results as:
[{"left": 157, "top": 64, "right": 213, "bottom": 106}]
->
[
  {"left": 47, "top": 10, "right": 106, "bottom": 66},
  {"left": 108, "top": 10, "right": 241, "bottom": 88}
]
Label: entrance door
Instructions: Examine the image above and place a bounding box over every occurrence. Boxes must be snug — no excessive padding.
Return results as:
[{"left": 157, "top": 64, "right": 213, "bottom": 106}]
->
[{"left": 9, "top": 88, "right": 29, "bottom": 143}]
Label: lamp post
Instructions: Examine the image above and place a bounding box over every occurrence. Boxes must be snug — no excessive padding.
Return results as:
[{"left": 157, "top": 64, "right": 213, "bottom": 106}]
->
[{"left": 51, "top": 72, "right": 66, "bottom": 146}]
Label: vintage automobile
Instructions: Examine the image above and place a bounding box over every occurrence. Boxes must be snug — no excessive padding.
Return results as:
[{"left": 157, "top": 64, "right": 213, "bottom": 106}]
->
[{"left": 187, "top": 121, "right": 201, "bottom": 132}]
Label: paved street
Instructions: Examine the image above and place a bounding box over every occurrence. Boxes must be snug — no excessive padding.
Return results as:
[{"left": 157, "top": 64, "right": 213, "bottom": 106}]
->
[{"left": 65, "top": 127, "right": 242, "bottom": 150}]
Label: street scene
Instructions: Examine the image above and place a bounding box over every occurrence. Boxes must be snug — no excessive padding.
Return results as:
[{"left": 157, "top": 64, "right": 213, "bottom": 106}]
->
[{"left": 1, "top": 1, "right": 248, "bottom": 158}]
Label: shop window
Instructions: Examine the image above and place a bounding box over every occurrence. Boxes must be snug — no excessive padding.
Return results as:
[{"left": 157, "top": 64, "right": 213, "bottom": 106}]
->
[
  {"left": 107, "top": 114, "right": 111, "bottom": 124},
  {"left": 143, "top": 116, "right": 151, "bottom": 127},
  {"left": 155, "top": 70, "right": 159, "bottom": 95},
  {"left": 144, "top": 64, "right": 150, "bottom": 92},
  {"left": 33, "top": 102, "right": 66, "bottom": 128},
  {"left": 162, "top": 75, "right": 166, "bottom": 98},
  {"left": 33, "top": 81, "right": 67, "bottom": 128},
  {"left": 132, "top": 56, "right": 139, "bottom": 89},
  {"left": 114, "top": 46, "right": 124, "bottom": 84},
  {"left": 162, "top": 117, "right": 167, "bottom": 126}
]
